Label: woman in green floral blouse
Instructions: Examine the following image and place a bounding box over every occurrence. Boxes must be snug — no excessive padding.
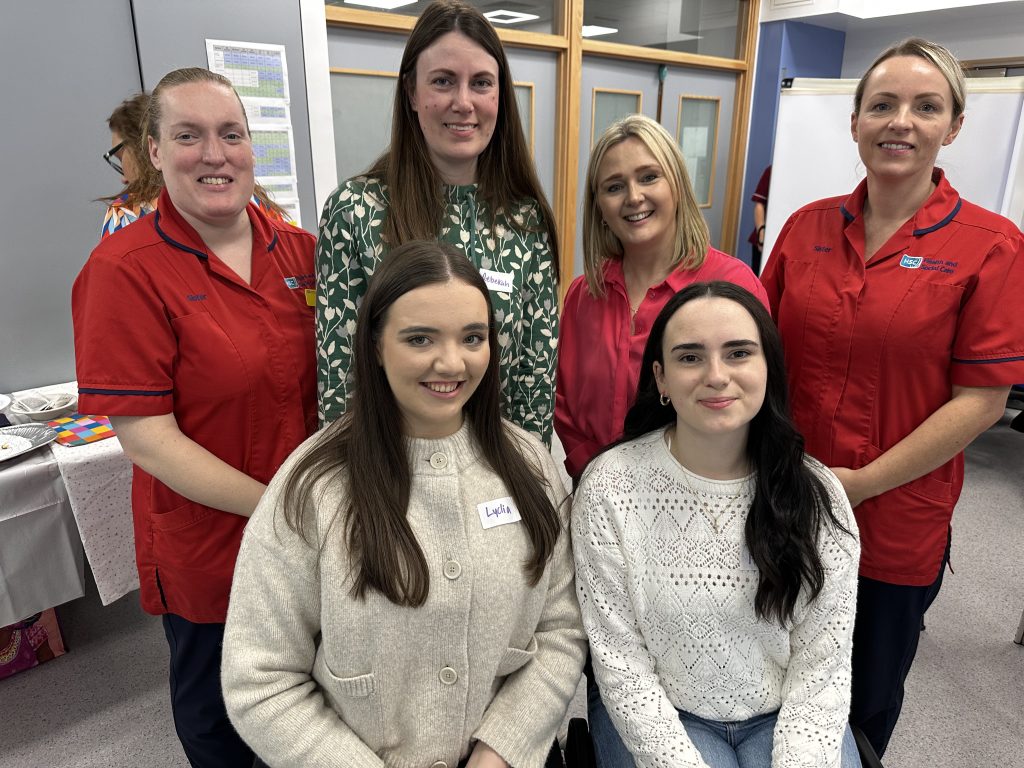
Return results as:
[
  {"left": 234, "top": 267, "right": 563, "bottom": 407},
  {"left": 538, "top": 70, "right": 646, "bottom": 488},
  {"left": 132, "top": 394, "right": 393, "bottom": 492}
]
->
[{"left": 316, "top": 0, "right": 560, "bottom": 444}]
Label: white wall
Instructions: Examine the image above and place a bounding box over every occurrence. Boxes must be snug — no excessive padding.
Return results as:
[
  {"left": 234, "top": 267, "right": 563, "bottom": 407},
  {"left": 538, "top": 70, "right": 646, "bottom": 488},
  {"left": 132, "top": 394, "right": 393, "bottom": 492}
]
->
[
  {"left": 841, "top": 2, "right": 1024, "bottom": 75},
  {"left": 761, "top": 0, "right": 1022, "bottom": 23}
]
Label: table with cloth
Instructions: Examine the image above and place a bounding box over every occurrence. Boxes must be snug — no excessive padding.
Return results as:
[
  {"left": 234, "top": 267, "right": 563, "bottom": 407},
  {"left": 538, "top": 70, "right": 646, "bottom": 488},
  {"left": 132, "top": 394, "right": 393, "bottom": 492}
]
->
[{"left": 0, "top": 382, "right": 136, "bottom": 626}]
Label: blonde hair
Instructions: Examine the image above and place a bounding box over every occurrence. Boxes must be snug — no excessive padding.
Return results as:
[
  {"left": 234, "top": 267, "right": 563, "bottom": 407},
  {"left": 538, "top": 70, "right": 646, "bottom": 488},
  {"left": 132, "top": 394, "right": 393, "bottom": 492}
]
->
[
  {"left": 582, "top": 114, "right": 709, "bottom": 297},
  {"left": 854, "top": 38, "right": 966, "bottom": 121}
]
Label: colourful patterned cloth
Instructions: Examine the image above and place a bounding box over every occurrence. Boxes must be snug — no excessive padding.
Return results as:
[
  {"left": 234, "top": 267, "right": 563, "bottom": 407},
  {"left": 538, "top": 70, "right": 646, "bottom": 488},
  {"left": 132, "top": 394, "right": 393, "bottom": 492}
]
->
[
  {"left": 48, "top": 413, "right": 116, "bottom": 446},
  {"left": 99, "top": 195, "right": 157, "bottom": 241},
  {"left": 100, "top": 194, "right": 282, "bottom": 242},
  {"left": 315, "top": 176, "right": 559, "bottom": 443}
]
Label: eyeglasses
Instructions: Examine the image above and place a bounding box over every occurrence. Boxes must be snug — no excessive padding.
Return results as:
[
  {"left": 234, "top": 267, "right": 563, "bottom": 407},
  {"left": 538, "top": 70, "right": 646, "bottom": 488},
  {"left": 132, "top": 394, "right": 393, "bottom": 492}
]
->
[{"left": 103, "top": 140, "right": 125, "bottom": 175}]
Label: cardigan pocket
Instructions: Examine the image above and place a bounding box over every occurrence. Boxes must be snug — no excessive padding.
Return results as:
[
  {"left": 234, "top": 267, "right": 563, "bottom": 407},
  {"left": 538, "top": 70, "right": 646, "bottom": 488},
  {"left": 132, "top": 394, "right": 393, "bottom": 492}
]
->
[
  {"left": 313, "top": 651, "right": 383, "bottom": 747},
  {"left": 496, "top": 636, "right": 538, "bottom": 676}
]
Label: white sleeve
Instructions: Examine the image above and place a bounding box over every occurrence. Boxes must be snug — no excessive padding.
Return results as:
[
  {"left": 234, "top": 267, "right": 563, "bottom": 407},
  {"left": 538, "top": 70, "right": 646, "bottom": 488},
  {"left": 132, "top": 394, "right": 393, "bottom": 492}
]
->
[
  {"left": 571, "top": 463, "right": 711, "bottom": 768},
  {"left": 772, "top": 464, "right": 860, "bottom": 767}
]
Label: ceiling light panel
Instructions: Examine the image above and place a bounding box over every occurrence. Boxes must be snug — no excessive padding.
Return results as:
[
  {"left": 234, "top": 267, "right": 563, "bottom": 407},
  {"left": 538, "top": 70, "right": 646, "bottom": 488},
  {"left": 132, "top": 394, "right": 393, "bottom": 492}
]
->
[
  {"left": 484, "top": 10, "right": 541, "bottom": 24},
  {"left": 344, "top": 0, "right": 417, "bottom": 9},
  {"left": 582, "top": 25, "right": 618, "bottom": 38}
]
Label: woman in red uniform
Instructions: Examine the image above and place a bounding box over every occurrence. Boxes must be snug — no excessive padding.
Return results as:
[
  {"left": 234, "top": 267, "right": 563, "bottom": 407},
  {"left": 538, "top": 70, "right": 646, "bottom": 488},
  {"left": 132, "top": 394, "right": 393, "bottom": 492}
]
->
[
  {"left": 555, "top": 114, "right": 767, "bottom": 483},
  {"left": 73, "top": 68, "right": 317, "bottom": 768},
  {"left": 761, "top": 38, "right": 1024, "bottom": 758}
]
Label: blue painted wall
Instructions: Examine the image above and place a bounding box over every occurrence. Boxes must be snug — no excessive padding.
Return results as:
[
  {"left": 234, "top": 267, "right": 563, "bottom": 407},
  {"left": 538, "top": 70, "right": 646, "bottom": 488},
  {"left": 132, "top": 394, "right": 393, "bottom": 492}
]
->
[{"left": 737, "top": 21, "right": 846, "bottom": 266}]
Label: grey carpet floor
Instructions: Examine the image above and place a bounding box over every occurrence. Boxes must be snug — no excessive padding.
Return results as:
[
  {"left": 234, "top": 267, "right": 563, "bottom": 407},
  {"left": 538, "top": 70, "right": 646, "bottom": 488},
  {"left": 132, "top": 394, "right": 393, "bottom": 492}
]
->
[{"left": 1, "top": 411, "right": 1021, "bottom": 767}]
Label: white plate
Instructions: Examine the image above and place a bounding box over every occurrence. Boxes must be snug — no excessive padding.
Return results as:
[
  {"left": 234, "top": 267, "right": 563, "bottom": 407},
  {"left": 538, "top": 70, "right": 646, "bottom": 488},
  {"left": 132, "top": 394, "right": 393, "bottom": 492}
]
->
[{"left": 0, "top": 423, "right": 58, "bottom": 463}]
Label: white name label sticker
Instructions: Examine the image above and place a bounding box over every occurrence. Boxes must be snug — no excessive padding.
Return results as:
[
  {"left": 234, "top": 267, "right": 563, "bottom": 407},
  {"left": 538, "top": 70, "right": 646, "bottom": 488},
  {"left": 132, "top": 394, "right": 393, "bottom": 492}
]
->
[
  {"left": 480, "top": 269, "right": 514, "bottom": 294},
  {"left": 478, "top": 496, "right": 522, "bottom": 529}
]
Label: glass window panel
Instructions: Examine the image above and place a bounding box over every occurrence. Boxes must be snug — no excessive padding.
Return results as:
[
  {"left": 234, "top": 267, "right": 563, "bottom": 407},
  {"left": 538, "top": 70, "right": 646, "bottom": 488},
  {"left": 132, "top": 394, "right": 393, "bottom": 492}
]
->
[
  {"left": 582, "top": 0, "right": 748, "bottom": 60},
  {"left": 326, "top": 1, "right": 559, "bottom": 35},
  {"left": 329, "top": 70, "right": 397, "bottom": 183},
  {"left": 592, "top": 89, "right": 642, "bottom": 146},
  {"left": 514, "top": 82, "right": 535, "bottom": 155},
  {"left": 677, "top": 95, "right": 719, "bottom": 206}
]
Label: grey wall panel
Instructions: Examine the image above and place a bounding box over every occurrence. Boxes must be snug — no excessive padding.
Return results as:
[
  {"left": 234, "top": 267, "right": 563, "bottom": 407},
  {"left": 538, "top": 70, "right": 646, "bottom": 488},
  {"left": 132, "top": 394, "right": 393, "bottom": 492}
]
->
[
  {"left": 0, "top": 0, "right": 141, "bottom": 392},
  {"left": 506, "top": 48, "right": 557, "bottom": 206},
  {"left": 132, "top": 0, "right": 316, "bottom": 230},
  {"left": 663, "top": 66, "right": 736, "bottom": 251}
]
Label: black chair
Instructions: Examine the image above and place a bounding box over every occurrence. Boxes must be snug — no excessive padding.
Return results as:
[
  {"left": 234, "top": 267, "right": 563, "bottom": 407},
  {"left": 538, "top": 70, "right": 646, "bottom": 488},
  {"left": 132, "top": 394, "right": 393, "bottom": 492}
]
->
[
  {"left": 850, "top": 723, "right": 885, "bottom": 768},
  {"left": 563, "top": 718, "right": 596, "bottom": 768},
  {"left": 1009, "top": 384, "right": 1024, "bottom": 432}
]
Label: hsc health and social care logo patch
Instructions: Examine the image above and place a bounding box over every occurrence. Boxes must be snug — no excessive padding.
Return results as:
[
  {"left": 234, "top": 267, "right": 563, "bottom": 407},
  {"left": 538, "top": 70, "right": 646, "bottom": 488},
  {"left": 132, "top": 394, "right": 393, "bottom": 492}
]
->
[{"left": 899, "top": 255, "right": 959, "bottom": 274}]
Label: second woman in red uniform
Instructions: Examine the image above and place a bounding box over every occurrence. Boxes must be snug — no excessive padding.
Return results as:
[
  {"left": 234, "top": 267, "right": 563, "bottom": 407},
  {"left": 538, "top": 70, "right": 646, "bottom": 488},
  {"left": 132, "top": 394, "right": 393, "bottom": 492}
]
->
[
  {"left": 761, "top": 38, "right": 1024, "bottom": 757},
  {"left": 73, "top": 68, "right": 317, "bottom": 768}
]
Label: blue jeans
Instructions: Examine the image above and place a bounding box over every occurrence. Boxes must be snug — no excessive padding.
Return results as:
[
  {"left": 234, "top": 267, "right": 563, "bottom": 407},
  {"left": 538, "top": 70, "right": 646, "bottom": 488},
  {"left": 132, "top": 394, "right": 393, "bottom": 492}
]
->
[{"left": 589, "top": 673, "right": 862, "bottom": 768}]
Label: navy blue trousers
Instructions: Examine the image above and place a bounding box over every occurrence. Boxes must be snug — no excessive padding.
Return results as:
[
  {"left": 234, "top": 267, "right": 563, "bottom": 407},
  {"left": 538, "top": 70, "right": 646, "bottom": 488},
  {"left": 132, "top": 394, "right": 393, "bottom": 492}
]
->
[
  {"left": 849, "top": 531, "right": 951, "bottom": 758},
  {"left": 162, "top": 614, "right": 255, "bottom": 768}
]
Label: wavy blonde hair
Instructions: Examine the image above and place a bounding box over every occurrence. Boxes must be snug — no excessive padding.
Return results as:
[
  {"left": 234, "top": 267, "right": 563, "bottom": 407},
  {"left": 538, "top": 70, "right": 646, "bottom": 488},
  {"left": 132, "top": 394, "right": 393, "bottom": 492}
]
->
[{"left": 582, "top": 114, "right": 709, "bottom": 297}]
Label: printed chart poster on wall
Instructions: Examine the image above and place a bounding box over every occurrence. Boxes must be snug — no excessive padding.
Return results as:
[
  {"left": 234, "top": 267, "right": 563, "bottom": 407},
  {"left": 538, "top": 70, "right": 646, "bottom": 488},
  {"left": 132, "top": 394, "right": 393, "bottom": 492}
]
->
[
  {"left": 763, "top": 76, "right": 1024, "bottom": 268},
  {"left": 206, "top": 39, "right": 303, "bottom": 227}
]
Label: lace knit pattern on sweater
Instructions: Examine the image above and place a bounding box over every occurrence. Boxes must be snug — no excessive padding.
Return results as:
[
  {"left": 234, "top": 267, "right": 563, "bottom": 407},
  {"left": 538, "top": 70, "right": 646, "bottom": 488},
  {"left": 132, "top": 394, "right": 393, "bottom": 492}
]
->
[{"left": 571, "top": 429, "right": 859, "bottom": 768}]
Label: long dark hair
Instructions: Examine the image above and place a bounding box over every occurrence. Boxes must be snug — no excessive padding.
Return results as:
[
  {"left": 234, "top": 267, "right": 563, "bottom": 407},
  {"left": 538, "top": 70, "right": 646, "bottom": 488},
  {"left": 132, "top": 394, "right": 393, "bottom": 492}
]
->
[
  {"left": 366, "top": 0, "right": 559, "bottom": 277},
  {"left": 621, "top": 281, "right": 851, "bottom": 624},
  {"left": 282, "top": 240, "right": 560, "bottom": 606}
]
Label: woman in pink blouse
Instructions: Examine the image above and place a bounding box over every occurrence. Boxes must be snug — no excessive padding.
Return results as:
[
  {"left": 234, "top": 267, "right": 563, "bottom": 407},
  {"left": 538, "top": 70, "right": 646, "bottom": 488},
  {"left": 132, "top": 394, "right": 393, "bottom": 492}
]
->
[{"left": 555, "top": 114, "right": 767, "bottom": 482}]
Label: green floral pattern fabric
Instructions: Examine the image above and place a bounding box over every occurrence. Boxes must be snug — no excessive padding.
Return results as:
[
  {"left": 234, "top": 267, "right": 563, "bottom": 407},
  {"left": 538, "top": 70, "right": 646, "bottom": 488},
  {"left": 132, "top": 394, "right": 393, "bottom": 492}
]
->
[{"left": 315, "top": 176, "right": 559, "bottom": 444}]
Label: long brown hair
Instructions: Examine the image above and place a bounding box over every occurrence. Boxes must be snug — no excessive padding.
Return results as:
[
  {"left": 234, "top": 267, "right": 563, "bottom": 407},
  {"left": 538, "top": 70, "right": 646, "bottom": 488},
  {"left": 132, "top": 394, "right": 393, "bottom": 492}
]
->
[
  {"left": 140, "top": 69, "right": 288, "bottom": 220},
  {"left": 582, "top": 114, "right": 709, "bottom": 298},
  {"left": 282, "top": 240, "right": 561, "bottom": 606},
  {"left": 101, "top": 93, "right": 163, "bottom": 207},
  {"left": 366, "top": 0, "right": 559, "bottom": 275}
]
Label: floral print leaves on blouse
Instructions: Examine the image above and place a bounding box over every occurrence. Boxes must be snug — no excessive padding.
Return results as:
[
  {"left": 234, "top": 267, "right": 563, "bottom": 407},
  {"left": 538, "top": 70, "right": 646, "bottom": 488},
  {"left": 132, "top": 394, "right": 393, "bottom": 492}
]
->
[{"left": 314, "top": 176, "right": 558, "bottom": 444}]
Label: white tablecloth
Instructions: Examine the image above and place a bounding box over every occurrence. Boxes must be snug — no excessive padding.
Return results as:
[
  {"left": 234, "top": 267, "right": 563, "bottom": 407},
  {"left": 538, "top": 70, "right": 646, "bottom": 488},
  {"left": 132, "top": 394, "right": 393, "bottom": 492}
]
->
[
  {"left": 4, "top": 382, "right": 137, "bottom": 610},
  {"left": 49, "top": 438, "right": 137, "bottom": 605},
  {"left": 0, "top": 449, "right": 85, "bottom": 626}
]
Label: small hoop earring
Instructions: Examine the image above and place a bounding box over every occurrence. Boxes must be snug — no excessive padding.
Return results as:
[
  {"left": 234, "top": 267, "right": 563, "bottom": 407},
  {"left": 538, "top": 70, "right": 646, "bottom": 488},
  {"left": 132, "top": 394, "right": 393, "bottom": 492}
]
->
[{"left": 659, "top": 393, "right": 671, "bottom": 407}]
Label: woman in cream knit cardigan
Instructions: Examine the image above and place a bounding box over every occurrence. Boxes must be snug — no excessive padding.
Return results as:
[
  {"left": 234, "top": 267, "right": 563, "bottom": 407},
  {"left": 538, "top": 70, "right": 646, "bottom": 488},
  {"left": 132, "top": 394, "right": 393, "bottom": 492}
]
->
[{"left": 222, "top": 241, "right": 585, "bottom": 768}]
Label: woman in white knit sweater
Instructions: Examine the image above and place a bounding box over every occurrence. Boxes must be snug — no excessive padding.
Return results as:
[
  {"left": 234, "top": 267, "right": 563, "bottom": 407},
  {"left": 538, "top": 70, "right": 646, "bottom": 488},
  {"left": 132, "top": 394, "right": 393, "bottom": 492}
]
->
[
  {"left": 572, "top": 281, "right": 862, "bottom": 768},
  {"left": 222, "top": 241, "right": 586, "bottom": 768}
]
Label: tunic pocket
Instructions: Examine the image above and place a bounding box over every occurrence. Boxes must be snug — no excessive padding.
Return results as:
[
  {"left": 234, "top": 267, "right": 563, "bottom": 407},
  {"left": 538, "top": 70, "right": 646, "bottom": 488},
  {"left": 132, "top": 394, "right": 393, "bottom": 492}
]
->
[{"left": 151, "top": 500, "right": 214, "bottom": 532}]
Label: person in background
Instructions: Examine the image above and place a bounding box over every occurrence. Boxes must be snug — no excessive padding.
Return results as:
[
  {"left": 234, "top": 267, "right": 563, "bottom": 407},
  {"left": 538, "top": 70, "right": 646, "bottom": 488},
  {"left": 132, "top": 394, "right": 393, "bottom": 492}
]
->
[
  {"left": 222, "top": 241, "right": 585, "bottom": 768},
  {"left": 99, "top": 92, "right": 288, "bottom": 241},
  {"left": 99, "top": 93, "right": 162, "bottom": 239},
  {"left": 761, "top": 37, "right": 1024, "bottom": 757},
  {"left": 747, "top": 164, "right": 771, "bottom": 274},
  {"left": 555, "top": 114, "right": 767, "bottom": 484},
  {"left": 316, "top": 0, "right": 559, "bottom": 443},
  {"left": 73, "top": 67, "right": 317, "bottom": 768},
  {"left": 573, "top": 281, "right": 862, "bottom": 768}
]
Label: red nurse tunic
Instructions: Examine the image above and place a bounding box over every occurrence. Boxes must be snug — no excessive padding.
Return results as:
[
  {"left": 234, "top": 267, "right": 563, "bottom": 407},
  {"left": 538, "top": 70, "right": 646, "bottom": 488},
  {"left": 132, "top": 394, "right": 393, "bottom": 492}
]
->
[
  {"left": 762, "top": 169, "right": 1024, "bottom": 585},
  {"left": 73, "top": 188, "right": 317, "bottom": 622}
]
